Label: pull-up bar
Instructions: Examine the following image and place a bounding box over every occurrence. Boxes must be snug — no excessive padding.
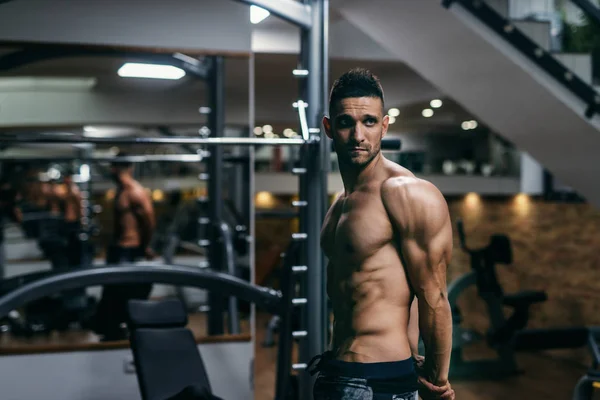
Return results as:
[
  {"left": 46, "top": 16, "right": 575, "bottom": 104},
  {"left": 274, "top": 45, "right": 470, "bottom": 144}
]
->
[
  {"left": 0, "top": 136, "right": 402, "bottom": 150},
  {"left": 0, "top": 136, "right": 306, "bottom": 146}
]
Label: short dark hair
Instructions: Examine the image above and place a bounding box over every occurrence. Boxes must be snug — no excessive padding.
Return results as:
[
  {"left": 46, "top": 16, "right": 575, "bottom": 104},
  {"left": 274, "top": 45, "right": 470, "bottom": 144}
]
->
[
  {"left": 328, "top": 68, "right": 384, "bottom": 117},
  {"left": 111, "top": 151, "right": 133, "bottom": 168}
]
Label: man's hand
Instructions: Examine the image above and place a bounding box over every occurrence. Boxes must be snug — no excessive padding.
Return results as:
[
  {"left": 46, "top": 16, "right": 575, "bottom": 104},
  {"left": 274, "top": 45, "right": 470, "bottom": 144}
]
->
[
  {"left": 415, "top": 357, "right": 455, "bottom": 400},
  {"left": 144, "top": 247, "right": 156, "bottom": 260},
  {"left": 417, "top": 377, "right": 455, "bottom": 400}
]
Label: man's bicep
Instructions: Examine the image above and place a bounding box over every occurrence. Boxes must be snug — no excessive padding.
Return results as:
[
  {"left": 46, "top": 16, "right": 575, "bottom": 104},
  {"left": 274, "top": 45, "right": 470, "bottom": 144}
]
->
[
  {"left": 131, "top": 190, "right": 153, "bottom": 219},
  {"left": 399, "top": 195, "right": 452, "bottom": 297}
]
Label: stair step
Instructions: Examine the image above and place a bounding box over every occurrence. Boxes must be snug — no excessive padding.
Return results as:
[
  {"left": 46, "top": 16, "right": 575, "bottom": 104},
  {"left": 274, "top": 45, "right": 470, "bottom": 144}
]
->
[
  {"left": 486, "top": 0, "right": 509, "bottom": 18},
  {"left": 553, "top": 53, "right": 593, "bottom": 86},
  {"left": 513, "top": 20, "right": 551, "bottom": 51}
]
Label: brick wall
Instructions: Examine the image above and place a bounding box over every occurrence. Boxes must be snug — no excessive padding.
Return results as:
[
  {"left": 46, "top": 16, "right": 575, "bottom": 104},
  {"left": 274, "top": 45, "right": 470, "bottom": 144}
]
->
[{"left": 447, "top": 194, "right": 600, "bottom": 334}]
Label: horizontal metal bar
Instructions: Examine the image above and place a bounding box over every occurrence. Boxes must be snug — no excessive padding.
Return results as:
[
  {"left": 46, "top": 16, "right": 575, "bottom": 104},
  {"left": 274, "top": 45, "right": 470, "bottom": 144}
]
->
[
  {"left": 0, "top": 153, "right": 252, "bottom": 164},
  {"left": 177, "top": 241, "right": 207, "bottom": 255},
  {"left": 255, "top": 209, "right": 299, "bottom": 219},
  {"left": 234, "top": 0, "right": 312, "bottom": 29},
  {"left": 0, "top": 263, "right": 283, "bottom": 318},
  {"left": 292, "top": 330, "right": 308, "bottom": 338},
  {"left": 329, "top": 137, "right": 402, "bottom": 152},
  {"left": 0, "top": 136, "right": 307, "bottom": 146},
  {"left": 292, "top": 298, "right": 307, "bottom": 305},
  {"left": 291, "top": 265, "right": 308, "bottom": 273}
]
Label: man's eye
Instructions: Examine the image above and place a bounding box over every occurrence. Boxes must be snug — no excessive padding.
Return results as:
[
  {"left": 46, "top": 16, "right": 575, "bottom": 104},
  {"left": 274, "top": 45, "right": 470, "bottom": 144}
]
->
[{"left": 364, "top": 119, "right": 376, "bottom": 126}]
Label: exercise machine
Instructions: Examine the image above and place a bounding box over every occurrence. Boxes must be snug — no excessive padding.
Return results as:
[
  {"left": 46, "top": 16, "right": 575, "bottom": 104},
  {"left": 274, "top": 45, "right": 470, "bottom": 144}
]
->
[
  {"left": 126, "top": 298, "right": 223, "bottom": 400},
  {"left": 444, "top": 219, "right": 546, "bottom": 379},
  {"left": 449, "top": 219, "right": 594, "bottom": 380},
  {"left": 0, "top": 268, "right": 97, "bottom": 337},
  {"left": 573, "top": 329, "right": 600, "bottom": 400}
]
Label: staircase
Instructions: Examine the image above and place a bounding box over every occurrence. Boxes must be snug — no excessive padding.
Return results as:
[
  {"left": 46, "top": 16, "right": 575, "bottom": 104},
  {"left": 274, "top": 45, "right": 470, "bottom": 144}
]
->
[{"left": 337, "top": 0, "right": 600, "bottom": 206}]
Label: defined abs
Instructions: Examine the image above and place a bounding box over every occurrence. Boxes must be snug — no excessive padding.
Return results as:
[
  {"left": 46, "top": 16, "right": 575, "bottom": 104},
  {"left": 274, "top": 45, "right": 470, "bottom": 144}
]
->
[{"left": 332, "top": 300, "right": 412, "bottom": 362}]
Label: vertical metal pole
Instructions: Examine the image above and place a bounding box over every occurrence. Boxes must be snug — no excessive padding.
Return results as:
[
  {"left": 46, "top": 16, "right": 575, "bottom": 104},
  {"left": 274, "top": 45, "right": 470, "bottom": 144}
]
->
[
  {"left": 300, "top": 1, "right": 327, "bottom": 399},
  {"left": 320, "top": 0, "right": 330, "bottom": 354},
  {"left": 207, "top": 56, "right": 225, "bottom": 335},
  {"left": 298, "top": 6, "right": 311, "bottom": 400},
  {"left": 79, "top": 145, "right": 94, "bottom": 268},
  {"left": 248, "top": 52, "right": 257, "bottom": 391}
]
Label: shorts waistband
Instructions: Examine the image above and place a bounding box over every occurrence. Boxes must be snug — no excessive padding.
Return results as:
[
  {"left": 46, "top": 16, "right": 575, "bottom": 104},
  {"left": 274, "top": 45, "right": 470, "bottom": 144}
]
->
[{"left": 308, "top": 351, "right": 417, "bottom": 380}]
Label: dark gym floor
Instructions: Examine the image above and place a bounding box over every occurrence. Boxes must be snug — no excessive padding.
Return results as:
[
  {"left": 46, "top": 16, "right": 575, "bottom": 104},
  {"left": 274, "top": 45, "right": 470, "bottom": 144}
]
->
[{"left": 0, "top": 304, "right": 596, "bottom": 399}]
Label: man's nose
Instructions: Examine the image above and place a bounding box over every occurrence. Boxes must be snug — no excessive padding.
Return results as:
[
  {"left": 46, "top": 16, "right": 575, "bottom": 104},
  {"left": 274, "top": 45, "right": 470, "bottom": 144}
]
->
[{"left": 351, "top": 125, "right": 366, "bottom": 142}]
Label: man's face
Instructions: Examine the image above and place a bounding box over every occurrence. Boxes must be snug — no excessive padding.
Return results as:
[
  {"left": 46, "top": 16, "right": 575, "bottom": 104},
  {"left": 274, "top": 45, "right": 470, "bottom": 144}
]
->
[
  {"left": 110, "top": 166, "right": 121, "bottom": 182},
  {"left": 323, "top": 96, "right": 389, "bottom": 169}
]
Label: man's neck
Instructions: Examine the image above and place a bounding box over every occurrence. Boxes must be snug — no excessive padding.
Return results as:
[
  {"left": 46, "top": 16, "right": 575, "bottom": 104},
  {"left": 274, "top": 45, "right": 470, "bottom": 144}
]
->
[
  {"left": 117, "top": 174, "right": 134, "bottom": 188},
  {"left": 340, "top": 152, "right": 385, "bottom": 193}
]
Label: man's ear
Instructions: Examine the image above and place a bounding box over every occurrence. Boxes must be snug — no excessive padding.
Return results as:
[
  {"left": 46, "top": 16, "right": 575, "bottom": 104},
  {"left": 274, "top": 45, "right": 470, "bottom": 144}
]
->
[
  {"left": 323, "top": 116, "right": 332, "bottom": 139},
  {"left": 382, "top": 114, "right": 389, "bottom": 138}
]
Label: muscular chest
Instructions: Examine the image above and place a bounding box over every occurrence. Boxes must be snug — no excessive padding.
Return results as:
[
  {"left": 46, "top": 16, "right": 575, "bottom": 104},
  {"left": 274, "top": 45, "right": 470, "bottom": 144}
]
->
[
  {"left": 115, "top": 192, "right": 130, "bottom": 213},
  {"left": 324, "top": 193, "right": 393, "bottom": 263}
]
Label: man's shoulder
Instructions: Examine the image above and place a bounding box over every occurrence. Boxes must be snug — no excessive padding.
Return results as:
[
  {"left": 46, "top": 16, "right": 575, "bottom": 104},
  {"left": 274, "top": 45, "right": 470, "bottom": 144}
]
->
[
  {"left": 381, "top": 175, "right": 443, "bottom": 206},
  {"left": 380, "top": 175, "right": 448, "bottom": 233},
  {"left": 126, "top": 182, "right": 148, "bottom": 201}
]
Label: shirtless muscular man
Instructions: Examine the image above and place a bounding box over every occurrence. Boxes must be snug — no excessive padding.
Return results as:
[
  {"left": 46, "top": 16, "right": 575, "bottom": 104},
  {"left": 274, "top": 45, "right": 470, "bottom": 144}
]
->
[
  {"left": 93, "top": 156, "right": 156, "bottom": 341},
  {"left": 312, "top": 69, "right": 454, "bottom": 400}
]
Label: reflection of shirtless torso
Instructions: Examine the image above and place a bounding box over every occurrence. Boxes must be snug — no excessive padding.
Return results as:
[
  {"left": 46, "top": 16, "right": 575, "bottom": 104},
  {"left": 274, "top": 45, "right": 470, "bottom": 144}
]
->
[
  {"left": 321, "top": 159, "right": 417, "bottom": 363},
  {"left": 114, "top": 181, "right": 147, "bottom": 248},
  {"left": 62, "top": 184, "right": 82, "bottom": 223}
]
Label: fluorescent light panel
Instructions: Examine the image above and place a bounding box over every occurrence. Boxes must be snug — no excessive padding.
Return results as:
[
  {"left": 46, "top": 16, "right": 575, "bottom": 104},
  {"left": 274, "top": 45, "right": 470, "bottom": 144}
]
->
[{"left": 118, "top": 63, "right": 186, "bottom": 80}]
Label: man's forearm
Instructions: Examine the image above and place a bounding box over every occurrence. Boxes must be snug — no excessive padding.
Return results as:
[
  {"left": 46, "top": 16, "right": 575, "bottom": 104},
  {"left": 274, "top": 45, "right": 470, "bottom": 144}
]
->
[
  {"left": 419, "top": 296, "right": 452, "bottom": 385},
  {"left": 140, "top": 222, "right": 154, "bottom": 249},
  {"left": 136, "top": 214, "right": 155, "bottom": 249}
]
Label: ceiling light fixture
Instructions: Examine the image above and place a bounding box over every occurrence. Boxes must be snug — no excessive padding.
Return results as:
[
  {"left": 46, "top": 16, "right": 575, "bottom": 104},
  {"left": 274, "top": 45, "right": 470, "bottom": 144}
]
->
[
  {"left": 117, "top": 63, "right": 186, "bottom": 80},
  {"left": 250, "top": 5, "right": 270, "bottom": 24},
  {"left": 388, "top": 116, "right": 396, "bottom": 124},
  {"left": 293, "top": 69, "right": 309, "bottom": 76},
  {"left": 461, "top": 120, "right": 479, "bottom": 130},
  {"left": 430, "top": 99, "right": 443, "bottom": 108},
  {"left": 198, "top": 107, "right": 211, "bottom": 114},
  {"left": 388, "top": 108, "right": 400, "bottom": 117},
  {"left": 422, "top": 108, "right": 434, "bottom": 118},
  {"left": 262, "top": 124, "right": 273, "bottom": 134}
]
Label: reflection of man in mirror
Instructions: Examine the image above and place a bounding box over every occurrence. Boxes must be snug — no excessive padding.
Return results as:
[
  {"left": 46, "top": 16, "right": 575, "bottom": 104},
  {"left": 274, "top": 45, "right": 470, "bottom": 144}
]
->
[
  {"left": 0, "top": 170, "right": 22, "bottom": 278},
  {"left": 92, "top": 154, "right": 156, "bottom": 341}
]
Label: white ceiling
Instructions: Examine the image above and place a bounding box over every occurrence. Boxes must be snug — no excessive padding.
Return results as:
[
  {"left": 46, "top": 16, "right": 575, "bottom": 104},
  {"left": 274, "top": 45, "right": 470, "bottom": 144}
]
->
[{"left": 0, "top": 0, "right": 486, "bottom": 139}]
